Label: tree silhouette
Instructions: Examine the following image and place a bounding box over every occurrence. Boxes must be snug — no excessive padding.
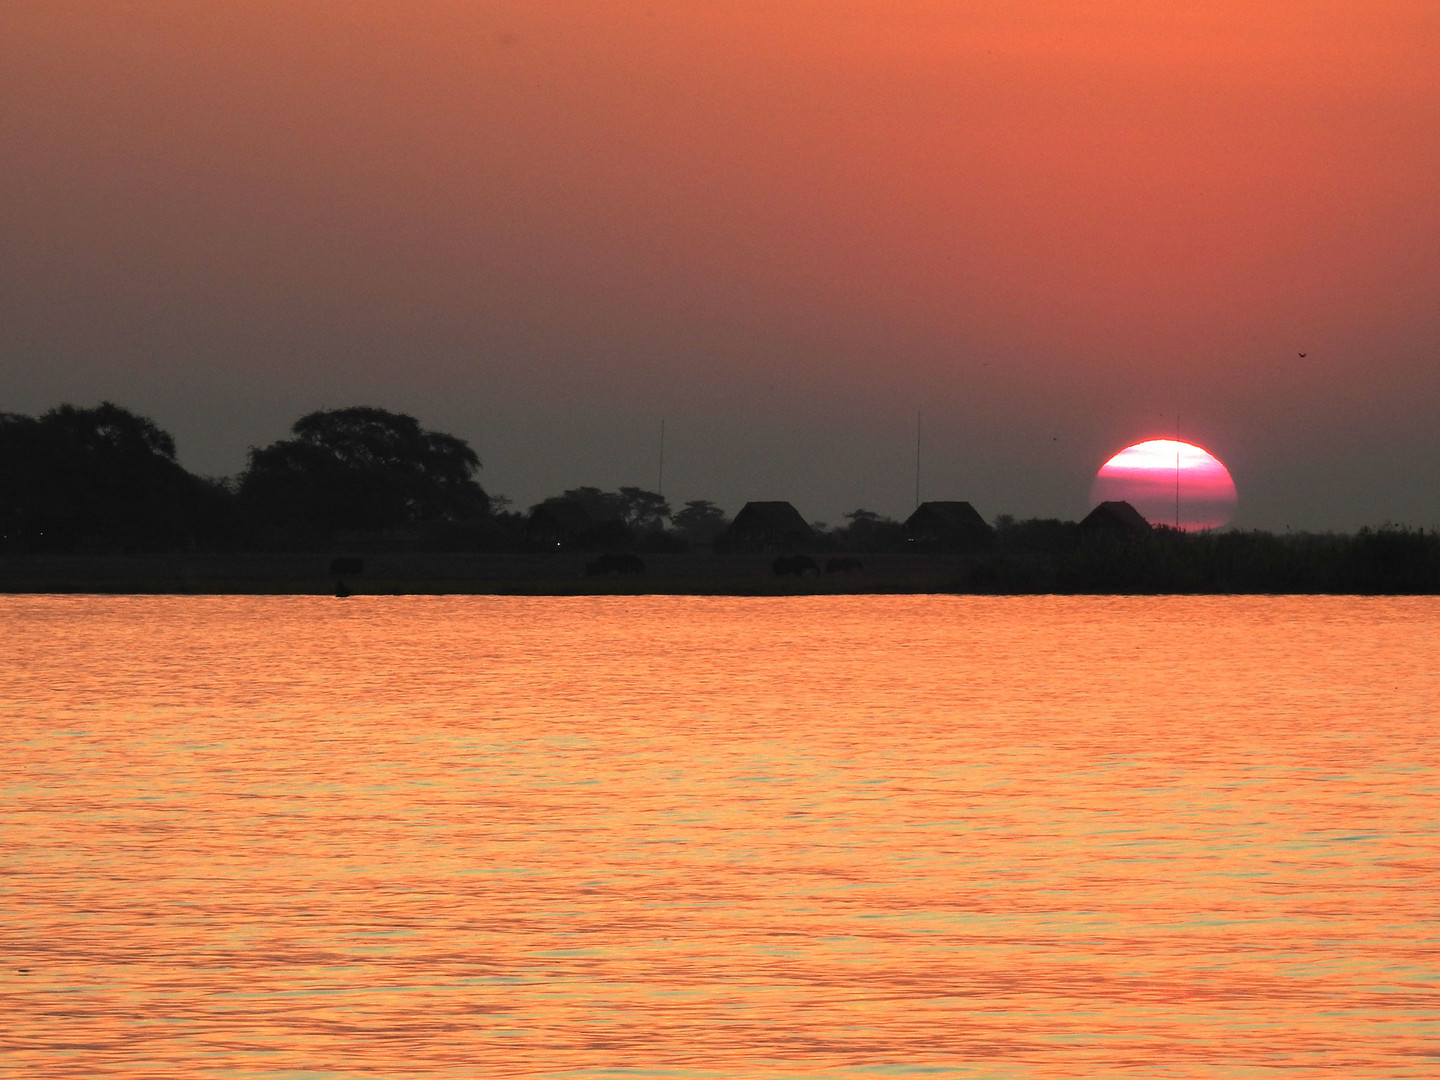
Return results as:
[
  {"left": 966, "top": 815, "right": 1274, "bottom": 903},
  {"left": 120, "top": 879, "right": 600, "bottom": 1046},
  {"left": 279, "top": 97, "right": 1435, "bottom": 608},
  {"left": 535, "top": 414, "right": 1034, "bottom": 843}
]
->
[
  {"left": 617, "top": 487, "right": 671, "bottom": 531},
  {"left": 672, "top": 499, "right": 728, "bottom": 543},
  {"left": 834, "top": 508, "right": 904, "bottom": 552},
  {"left": 545, "top": 487, "right": 672, "bottom": 531},
  {"left": 552, "top": 487, "right": 628, "bottom": 523},
  {"left": 240, "top": 407, "right": 488, "bottom": 543},
  {"left": 0, "top": 402, "right": 227, "bottom": 551}
]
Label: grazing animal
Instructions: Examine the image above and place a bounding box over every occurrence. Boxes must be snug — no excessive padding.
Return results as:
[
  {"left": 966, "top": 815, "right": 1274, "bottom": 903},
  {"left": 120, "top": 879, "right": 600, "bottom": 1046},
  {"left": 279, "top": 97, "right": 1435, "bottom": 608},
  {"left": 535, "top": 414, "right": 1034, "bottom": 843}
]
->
[
  {"left": 825, "top": 556, "right": 864, "bottom": 574},
  {"left": 329, "top": 557, "right": 364, "bottom": 576},
  {"left": 772, "top": 554, "right": 820, "bottom": 576},
  {"left": 585, "top": 552, "right": 646, "bottom": 575}
]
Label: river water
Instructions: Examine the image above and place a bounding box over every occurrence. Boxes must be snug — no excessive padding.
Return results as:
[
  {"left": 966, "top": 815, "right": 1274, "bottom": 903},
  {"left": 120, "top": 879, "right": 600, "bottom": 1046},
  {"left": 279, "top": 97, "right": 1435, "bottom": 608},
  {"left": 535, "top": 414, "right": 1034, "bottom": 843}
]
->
[{"left": 1, "top": 595, "right": 1437, "bottom": 1078}]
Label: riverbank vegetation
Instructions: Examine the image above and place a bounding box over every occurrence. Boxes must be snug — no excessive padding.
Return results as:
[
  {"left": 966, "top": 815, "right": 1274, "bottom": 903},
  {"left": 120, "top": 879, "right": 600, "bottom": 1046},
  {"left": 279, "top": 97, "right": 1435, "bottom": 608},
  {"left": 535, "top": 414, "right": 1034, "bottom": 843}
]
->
[{"left": 3, "top": 402, "right": 1437, "bottom": 593}]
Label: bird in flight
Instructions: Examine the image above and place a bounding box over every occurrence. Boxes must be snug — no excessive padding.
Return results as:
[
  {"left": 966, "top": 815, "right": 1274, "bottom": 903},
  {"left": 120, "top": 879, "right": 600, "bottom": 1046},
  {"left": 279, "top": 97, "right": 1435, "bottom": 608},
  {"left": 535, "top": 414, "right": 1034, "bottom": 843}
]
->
[{"left": 1298, "top": 352, "right": 1307, "bottom": 358}]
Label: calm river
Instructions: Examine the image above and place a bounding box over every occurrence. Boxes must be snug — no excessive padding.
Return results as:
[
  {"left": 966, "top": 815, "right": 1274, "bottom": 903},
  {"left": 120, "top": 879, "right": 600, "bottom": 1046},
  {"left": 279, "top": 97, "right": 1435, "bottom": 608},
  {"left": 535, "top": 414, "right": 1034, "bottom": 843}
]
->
[{"left": 2, "top": 595, "right": 1438, "bottom": 1078}]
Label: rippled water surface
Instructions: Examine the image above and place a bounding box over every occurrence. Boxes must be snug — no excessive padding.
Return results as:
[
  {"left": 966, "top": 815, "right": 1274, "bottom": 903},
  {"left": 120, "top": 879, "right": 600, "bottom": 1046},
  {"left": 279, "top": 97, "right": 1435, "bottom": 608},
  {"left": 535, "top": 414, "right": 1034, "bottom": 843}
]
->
[{"left": 2, "top": 595, "right": 1438, "bottom": 1078}]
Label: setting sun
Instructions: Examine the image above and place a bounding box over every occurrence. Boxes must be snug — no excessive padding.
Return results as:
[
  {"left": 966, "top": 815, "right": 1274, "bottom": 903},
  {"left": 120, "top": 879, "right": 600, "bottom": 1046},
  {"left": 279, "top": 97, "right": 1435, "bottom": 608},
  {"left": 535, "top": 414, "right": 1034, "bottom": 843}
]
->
[{"left": 1091, "top": 439, "right": 1237, "bottom": 530}]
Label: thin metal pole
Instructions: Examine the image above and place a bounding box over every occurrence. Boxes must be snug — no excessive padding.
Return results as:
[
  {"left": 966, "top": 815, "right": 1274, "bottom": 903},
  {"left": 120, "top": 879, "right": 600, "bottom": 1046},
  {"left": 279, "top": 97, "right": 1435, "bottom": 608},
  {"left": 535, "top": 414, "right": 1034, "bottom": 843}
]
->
[
  {"left": 915, "top": 410, "right": 922, "bottom": 509},
  {"left": 1175, "top": 414, "right": 1181, "bottom": 529}
]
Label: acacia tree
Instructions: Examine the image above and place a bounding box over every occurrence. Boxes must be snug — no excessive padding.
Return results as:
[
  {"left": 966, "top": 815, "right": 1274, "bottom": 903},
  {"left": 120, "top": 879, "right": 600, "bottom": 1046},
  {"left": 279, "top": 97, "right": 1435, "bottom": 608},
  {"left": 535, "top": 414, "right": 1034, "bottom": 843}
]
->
[
  {"left": 617, "top": 487, "right": 671, "bottom": 531},
  {"left": 550, "top": 487, "right": 628, "bottom": 523},
  {"left": 240, "top": 407, "right": 488, "bottom": 541},
  {"left": 835, "top": 509, "right": 905, "bottom": 552},
  {"left": 672, "top": 500, "right": 728, "bottom": 544},
  {"left": 0, "top": 402, "right": 228, "bottom": 551},
  {"left": 544, "top": 487, "right": 671, "bottom": 531}
]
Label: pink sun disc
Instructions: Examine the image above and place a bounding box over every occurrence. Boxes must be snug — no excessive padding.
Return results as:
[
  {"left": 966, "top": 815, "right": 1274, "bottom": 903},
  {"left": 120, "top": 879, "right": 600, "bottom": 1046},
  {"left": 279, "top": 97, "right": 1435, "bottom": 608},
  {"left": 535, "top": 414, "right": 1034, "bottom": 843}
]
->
[{"left": 1091, "top": 439, "right": 1237, "bottom": 530}]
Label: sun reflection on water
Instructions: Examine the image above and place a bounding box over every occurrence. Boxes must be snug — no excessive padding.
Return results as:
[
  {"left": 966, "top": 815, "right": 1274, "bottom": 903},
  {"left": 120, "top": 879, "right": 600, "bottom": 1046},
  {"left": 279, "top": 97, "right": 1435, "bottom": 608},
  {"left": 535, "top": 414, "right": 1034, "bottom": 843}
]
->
[{"left": 1, "top": 595, "right": 1437, "bottom": 1078}]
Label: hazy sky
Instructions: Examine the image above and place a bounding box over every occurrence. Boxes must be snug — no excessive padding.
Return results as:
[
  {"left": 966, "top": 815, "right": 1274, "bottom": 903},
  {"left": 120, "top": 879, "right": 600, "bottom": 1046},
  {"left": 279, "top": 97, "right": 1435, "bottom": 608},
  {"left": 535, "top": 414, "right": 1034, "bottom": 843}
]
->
[{"left": 4, "top": 2, "right": 1438, "bottom": 529}]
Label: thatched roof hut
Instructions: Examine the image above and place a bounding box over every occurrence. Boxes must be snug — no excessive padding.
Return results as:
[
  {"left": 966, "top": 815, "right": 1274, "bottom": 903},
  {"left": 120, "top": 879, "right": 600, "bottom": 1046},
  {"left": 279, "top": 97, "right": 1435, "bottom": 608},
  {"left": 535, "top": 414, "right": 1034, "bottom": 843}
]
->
[
  {"left": 717, "top": 501, "right": 813, "bottom": 552},
  {"left": 904, "top": 501, "right": 994, "bottom": 550},
  {"left": 1079, "top": 500, "right": 1152, "bottom": 536}
]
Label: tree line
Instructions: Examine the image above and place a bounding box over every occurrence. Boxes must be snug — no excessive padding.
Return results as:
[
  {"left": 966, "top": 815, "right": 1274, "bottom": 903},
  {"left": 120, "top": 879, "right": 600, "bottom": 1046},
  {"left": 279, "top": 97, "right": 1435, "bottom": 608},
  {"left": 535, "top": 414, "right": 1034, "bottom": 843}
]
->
[
  {"left": 0, "top": 402, "right": 737, "bottom": 553},
  {"left": 3, "top": 402, "right": 1437, "bottom": 594}
]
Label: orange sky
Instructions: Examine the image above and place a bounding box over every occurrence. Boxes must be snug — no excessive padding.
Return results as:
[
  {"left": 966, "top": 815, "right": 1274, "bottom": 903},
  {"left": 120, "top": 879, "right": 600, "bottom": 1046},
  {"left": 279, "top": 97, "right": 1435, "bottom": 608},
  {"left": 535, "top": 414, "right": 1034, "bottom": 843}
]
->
[{"left": 3, "top": 2, "right": 1438, "bottom": 527}]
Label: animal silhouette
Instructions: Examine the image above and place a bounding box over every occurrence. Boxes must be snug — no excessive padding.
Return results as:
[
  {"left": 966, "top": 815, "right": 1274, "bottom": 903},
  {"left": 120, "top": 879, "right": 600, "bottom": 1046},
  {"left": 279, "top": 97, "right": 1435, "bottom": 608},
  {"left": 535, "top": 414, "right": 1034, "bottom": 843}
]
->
[{"left": 772, "top": 554, "right": 820, "bottom": 576}]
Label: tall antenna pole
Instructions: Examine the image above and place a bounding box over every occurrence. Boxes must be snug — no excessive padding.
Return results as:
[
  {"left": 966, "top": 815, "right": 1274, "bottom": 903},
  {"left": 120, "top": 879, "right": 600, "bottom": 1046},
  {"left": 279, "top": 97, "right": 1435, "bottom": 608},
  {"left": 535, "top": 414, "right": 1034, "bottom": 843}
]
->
[
  {"left": 915, "top": 409, "right": 922, "bottom": 509},
  {"left": 1175, "top": 413, "right": 1181, "bottom": 530},
  {"left": 658, "top": 418, "right": 665, "bottom": 496}
]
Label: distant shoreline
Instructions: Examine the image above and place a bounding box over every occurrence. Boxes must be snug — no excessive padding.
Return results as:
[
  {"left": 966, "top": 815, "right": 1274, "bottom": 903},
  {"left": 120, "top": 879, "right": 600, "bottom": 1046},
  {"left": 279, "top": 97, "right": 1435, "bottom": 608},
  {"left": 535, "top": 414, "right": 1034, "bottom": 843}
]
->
[
  {"left": 4, "top": 549, "right": 1437, "bottom": 596},
  {"left": 0, "top": 551, "right": 967, "bottom": 597}
]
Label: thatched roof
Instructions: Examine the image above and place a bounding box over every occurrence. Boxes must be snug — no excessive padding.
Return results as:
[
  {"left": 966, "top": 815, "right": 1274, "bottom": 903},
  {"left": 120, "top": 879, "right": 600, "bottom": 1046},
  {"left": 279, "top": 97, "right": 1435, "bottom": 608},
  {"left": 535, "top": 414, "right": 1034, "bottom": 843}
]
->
[
  {"left": 905, "top": 501, "right": 992, "bottom": 537},
  {"left": 1079, "top": 500, "right": 1152, "bottom": 535},
  {"left": 718, "top": 501, "right": 813, "bottom": 551},
  {"left": 731, "top": 501, "right": 810, "bottom": 532}
]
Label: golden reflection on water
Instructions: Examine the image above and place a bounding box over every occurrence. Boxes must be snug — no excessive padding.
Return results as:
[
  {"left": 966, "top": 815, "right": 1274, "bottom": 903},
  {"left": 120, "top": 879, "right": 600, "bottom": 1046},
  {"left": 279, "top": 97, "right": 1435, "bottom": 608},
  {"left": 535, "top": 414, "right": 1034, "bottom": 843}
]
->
[{"left": 1, "top": 595, "right": 1438, "bottom": 1078}]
